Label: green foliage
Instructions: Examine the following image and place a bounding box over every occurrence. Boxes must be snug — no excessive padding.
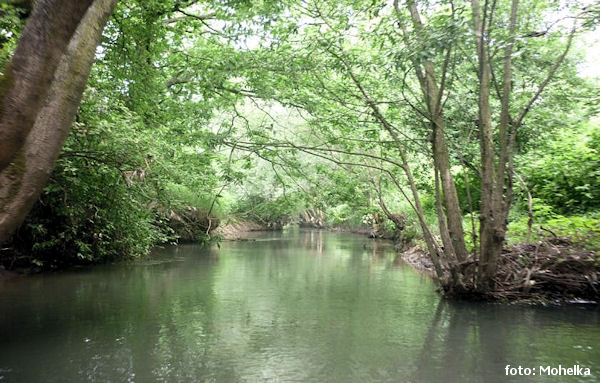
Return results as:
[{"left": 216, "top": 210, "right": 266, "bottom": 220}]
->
[
  {"left": 4, "top": 0, "right": 600, "bottom": 271},
  {"left": 163, "top": 182, "right": 219, "bottom": 214},
  {"left": 229, "top": 193, "right": 301, "bottom": 225},
  {"left": 508, "top": 213, "right": 600, "bottom": 250},
  {"left": 518, "top": 120, "right": 600, "bottom": 214},
  {"left": 397, "top": 214, "right": 422, "bottom": 245},
  {"left": 453, "top": 167, "right": 482, "bottom": 214},
  {"left": 325, "top": 204, "right": 354, "bottom": 226},
  {"left": 0, "top": 2, "right": 26, "bottom": 72},
  {"left": 15, "top": 156, "right": 160, "bottom": 267}
]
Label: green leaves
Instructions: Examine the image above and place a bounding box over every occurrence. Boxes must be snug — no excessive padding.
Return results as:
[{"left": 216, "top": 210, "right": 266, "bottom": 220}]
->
[
  {"left": 518, "top": 119, "right": 600, "bottom": 214},
  {"left": 5, "top": 0, "right": 599, "bottom": 270}
]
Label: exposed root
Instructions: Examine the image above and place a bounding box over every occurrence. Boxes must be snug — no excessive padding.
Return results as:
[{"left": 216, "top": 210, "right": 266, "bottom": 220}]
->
[{"left": 163, "top": 206, "right": 219, "bottom": 242}]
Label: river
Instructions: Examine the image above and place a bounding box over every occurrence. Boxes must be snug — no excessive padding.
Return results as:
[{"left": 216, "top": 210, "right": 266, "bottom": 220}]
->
[{"left": 1, "top": 229, "right": 598, "bottom": 382}]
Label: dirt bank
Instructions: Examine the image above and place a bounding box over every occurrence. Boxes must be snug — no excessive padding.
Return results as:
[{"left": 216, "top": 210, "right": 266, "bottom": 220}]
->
[
  {"left": 212, "top": 220, "right": 283, "bottom": 240},
  {"left": 396, "top": 245, "right": 436, "bottom": 276}
]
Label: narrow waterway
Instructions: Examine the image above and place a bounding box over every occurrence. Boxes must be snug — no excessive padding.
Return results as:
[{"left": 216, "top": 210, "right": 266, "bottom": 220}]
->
[{"left": 1, "top": 229, "right": 598, "bottom": 382}]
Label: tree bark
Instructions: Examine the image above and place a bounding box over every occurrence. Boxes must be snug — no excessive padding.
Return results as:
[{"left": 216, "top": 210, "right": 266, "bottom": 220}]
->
[
  {"left": 472, "top": 0, "right": 501, "bottom": 288},
  {"left": 432, "top": 117, "right": 468, "bottom": 263},
  {"left": 0, "top": 0, "right": 95, "bottom": 171},
  {"left": 0, "top": 0, "right": 118, "bottom": 245},
  {"left": 434, "top": 167, "right": 456, "bottom": 262},
  {"left": 402, "top": 0, "right": 469, "bottom": 264}
]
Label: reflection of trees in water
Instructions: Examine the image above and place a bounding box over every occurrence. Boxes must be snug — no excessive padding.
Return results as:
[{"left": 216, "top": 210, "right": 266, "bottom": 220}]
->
[
  {"left": 366, "top": 240, "right": 395, "bottom": 265},
  {"left": 0, "top": 245, "right": 230, "bottom": 381},
  {"left": 300, "top": 229, "right": 324, "bottom": 254},
  {"left": 411, "top": 300, "right": 514, "bottom": 382},
  {"left": 411, "top": 300, "right": 600, "bottom": 382},
  {"left": 411, "top": 299, "right": 447, "bottom": 382},
  {"left": 98, "top": 247, "right": 226, "bottom": 381},
  {"left": 3, "top": 236, "right": 599, "bottom": 381}
]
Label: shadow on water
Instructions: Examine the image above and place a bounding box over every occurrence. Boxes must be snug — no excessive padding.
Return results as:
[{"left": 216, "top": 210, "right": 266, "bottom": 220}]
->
[{"left": 0, "top": 229, "right": 598, "bottom": 382}]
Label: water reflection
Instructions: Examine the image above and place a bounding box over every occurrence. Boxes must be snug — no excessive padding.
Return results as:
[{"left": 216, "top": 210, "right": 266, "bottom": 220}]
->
[
  {"left": 300, "top": 229, "right": 323, "bottom": 253},
  {"left": 0, "top": 230, "right": 598, "bottom": 382},
  {"left": 412, "top": 300, "right": 600, "bottom": 382}
]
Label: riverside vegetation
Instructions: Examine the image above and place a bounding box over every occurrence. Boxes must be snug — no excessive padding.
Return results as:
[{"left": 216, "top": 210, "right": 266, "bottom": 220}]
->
[{"left": 0, "top": 0, "right": 599, "bottom": 301}]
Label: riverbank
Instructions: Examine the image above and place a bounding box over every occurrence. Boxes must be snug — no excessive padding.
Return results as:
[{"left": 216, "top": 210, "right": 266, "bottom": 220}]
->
[
  {"left": 396, "top": 237, "right": 599, "bottom": 304},
  {"left": 3, "top": 220, "right": 597, "bottom": 304},
  {"left": 396, "top": 245, "right": 436, "bottom": 275},
  {"left": 215, "top": 224, "right": 599, "bottom": 304},
  {"left": 212, "top": 219, "right": 284, "bottom": 240},
  {"left": 3, "top": 229, "right": 598, "bottom": 382}
]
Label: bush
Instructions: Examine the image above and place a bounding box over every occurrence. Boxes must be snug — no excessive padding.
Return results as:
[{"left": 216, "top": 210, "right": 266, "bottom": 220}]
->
[
  {"left": 229, "top": 193, "right": 300, "bottom": 226},
  {"left": 7, "top": 157, "right": 163, "bottom": 269},
  {"left": 2, "top": 100, "right": 171, "bottom": 269},
  {"left": 507, "top": 213, "right": 600, "bottom": 250},
  {"left": 518, "top": 121, "right": 600, "bottom": 214},
  {"left": 325, "top": 203, "right": 354, "bottom": 226}
]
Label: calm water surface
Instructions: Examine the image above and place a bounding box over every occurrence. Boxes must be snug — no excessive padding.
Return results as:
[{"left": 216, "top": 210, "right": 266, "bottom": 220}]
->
[{"left": 1, "top": 229, "right": 599, "bottom": 382}]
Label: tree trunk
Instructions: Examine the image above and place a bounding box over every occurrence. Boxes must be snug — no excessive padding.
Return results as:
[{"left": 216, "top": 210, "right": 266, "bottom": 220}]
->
[
  {"left": 0, "top": 0, "right": 95, "bottom": 171},
  {"left": 434, "top": 167, "right": 456, "bottom": 262},
  {"left": 472, "top": 0, "right": 504, "bottom": 288},
  {"left": 403, "top": 0, "right": 469, "bottom": 264},
  {"left": 0, "top": 0, "right": 118, "bottom": 245},
  {"left": 432, "top": 116, "right": 468, "bottom": 263}
]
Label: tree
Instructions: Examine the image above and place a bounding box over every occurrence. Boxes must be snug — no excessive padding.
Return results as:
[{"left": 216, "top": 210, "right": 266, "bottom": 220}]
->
[
  {"left": 0, "top": 0, "right": 118, "bottom": 244},
  {"left": 208, "top": 0, "right": 595, "bottom": 295},
  {"left": 471, "top": 0, "right": 585, "bottom": 288}
]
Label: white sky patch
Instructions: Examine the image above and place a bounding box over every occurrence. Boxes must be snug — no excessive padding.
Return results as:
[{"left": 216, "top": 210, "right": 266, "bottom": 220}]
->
[{"left": 577, "top": 30, "right": 600, "bottom": 79}]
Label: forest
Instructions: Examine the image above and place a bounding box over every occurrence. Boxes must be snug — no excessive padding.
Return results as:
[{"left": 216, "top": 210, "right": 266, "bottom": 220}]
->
[{"left": 0, "top": 0, "right": 599, "bottom": 301}]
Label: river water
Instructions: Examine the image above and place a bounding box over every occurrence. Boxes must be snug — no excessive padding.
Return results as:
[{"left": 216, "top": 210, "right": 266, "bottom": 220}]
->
[{"left": 1, "top": 229, "right": 598, "bottom": 382}]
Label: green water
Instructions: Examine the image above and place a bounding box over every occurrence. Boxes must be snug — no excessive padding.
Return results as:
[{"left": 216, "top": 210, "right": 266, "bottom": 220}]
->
[{"left": 1, "top": 229, "right": 598, "bottom": 382}]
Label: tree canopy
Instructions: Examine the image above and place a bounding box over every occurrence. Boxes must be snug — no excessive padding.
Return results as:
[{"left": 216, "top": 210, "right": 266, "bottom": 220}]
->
[{"left": 0, "top": 0, "right": 598, "bottom": 295}]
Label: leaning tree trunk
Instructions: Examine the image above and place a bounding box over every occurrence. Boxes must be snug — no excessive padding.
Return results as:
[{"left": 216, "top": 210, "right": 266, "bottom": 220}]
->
[
  {"left": 0, "top": 0, "right": 95, "bottom": 171},
  {"left": 403, "top": 0, "right": 469, "bottom": 265},
  {"left": 0, "top": 0, "right": 118, "bottom": 245}
]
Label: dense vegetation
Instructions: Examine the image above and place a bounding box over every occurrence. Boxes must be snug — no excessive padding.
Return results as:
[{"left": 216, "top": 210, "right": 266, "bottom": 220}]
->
[{"left": 0, "top": 0, "right": 598, "bottom": 297}]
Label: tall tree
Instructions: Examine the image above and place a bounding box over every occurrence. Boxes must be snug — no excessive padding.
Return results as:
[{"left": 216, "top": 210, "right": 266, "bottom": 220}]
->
[
  {"left": 213, "top": 0, "right": 594, "bottom": 294},
  {"left": 471, "top": 0, "right": 581, "bottom": 288},
  {"left": 0, "top": 0, "right": 118, "bottom": 244}
]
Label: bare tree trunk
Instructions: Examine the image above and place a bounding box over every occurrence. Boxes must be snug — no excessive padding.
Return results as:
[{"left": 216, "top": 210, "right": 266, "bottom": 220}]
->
[
  {"left": 472, "top": 0, "right": 578, "bottom": 290},
  {"left": 372, "top": 178, "right": 405, "bottom": 232},
  {"left": 431, "top": 117, "right": 468, "bottom": 263},
  {"left": 401, "top": 0, "right": 469, "bottom": 264},
  {"left": 0, "top": 0, "right": 95, "bottom": 171},
  {"left": 472, "top": 0, "right": 502, "bottom": 289},
  {"left": 496, "top": 0, "right": 519, "bottom": 206},
  {"left": 0, "top": 0, "right": 118, "bottom": 245},
  {"left": 434, "top": 167, "right": 456, "bottom": 262},
  {"left": 399, "top": 153, "right": 447, "bottom": 281}
]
